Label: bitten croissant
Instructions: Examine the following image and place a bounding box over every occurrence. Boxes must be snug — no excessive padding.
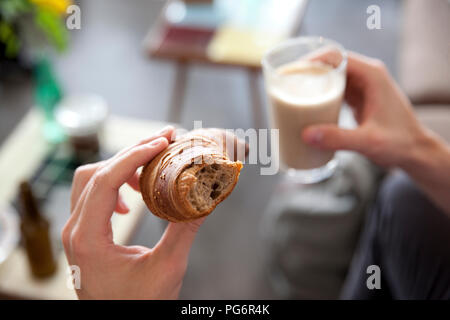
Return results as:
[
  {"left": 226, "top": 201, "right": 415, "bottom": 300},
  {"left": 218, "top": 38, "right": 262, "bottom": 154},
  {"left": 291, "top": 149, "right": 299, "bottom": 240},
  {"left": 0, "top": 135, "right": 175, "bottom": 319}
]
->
[{"left": 139, "top": 128, "right": 247, "bottom": 222}]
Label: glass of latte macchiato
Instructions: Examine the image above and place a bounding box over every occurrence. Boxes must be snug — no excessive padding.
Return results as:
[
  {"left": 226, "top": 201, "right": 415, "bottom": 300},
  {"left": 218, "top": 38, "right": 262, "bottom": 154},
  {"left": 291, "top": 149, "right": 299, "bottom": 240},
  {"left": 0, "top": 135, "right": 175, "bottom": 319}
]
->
[{"left": 262, "top": 37, "right": 347, "bottom": 183}]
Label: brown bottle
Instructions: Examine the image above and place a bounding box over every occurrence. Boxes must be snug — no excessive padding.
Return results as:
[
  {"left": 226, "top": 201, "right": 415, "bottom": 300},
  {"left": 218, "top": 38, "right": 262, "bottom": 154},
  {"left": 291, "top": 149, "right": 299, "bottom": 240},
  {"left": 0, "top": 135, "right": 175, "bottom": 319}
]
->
[{"left": 19, "top": 181, "right": 57, "bottom": 278}]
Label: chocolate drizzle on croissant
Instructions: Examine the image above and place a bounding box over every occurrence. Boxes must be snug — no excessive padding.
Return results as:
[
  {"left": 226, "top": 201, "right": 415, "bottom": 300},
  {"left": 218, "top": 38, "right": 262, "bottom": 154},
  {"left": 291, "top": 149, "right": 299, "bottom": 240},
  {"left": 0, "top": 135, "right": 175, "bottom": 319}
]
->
[{"left": 139, "top": 129, "right": 244, "bottom": 222}]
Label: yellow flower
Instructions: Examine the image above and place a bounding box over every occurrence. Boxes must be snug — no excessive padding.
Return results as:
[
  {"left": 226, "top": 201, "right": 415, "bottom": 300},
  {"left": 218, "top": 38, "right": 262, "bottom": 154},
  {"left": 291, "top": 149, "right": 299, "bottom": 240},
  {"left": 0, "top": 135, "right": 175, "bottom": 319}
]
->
[{"left": 30, "top": 0, "right": 73, "bottom": 15}]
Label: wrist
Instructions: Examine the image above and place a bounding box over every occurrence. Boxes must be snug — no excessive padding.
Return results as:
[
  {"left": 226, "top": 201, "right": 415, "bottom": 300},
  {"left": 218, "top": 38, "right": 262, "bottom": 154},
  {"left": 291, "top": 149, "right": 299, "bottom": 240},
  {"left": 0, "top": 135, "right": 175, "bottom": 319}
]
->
[
  {"left": 400, "top": 127, "right": 447, "bottom": 174},
  {"left": 398, "top": 126, "right": 450, "bottom": 215}
]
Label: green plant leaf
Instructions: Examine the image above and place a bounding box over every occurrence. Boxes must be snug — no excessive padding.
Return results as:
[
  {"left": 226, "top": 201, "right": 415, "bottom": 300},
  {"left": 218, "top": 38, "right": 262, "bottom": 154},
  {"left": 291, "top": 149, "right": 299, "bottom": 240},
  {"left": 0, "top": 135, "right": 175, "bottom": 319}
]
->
[
  {"left": 33, "top": 5, "right": 68, "bottom": 51},
  {"left": 0, "top": 0, "right": 32, "bottom": 22},
  {"left": 0, "top": 20, "right": 21, "bottom": 57}
]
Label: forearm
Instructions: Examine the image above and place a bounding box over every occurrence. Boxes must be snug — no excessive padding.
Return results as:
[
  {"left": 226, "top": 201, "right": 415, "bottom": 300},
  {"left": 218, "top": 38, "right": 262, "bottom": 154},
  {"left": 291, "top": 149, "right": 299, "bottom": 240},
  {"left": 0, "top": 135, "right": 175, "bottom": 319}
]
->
[{"left": 400, "top": 129, "right": 450, "bottom": 215}]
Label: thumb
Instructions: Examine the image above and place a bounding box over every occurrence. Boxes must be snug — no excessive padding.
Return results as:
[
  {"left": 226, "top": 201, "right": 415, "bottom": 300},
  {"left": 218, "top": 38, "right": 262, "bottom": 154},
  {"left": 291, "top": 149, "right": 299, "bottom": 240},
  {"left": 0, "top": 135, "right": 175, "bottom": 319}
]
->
[
  {"left": 302, "top": 124, "right": 364, "bottom": 152},
  {"left": 155, "top": 217, "right": 205, "bottom": 261}
]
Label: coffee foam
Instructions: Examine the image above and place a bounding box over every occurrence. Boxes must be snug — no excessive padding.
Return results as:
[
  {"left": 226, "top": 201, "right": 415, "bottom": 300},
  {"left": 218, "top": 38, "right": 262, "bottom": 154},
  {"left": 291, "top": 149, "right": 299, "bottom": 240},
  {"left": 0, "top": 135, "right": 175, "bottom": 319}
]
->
[{"left": 269, "top": 61, "right": 344, "bottom": 107}]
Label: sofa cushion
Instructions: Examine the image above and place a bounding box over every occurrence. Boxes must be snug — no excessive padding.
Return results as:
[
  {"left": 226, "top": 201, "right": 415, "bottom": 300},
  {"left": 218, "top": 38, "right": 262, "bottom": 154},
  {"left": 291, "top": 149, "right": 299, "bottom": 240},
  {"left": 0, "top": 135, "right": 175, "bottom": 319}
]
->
[
  {"left": 399, "top": 0, "right": 450, "bottom": 105},
  {"left": 416, "top": 105, "right": 450, "bottom": 143}
]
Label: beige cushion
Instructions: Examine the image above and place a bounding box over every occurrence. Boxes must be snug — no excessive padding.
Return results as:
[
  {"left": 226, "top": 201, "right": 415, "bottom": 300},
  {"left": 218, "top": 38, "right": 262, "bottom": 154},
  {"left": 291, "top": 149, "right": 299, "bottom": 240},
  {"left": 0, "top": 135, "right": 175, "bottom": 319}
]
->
[
  {"left": 416, "top": 105, "right": 450, "bottom": 143},
  {"left": 399, "top": 0, "right": 450, "bottom": 104}
]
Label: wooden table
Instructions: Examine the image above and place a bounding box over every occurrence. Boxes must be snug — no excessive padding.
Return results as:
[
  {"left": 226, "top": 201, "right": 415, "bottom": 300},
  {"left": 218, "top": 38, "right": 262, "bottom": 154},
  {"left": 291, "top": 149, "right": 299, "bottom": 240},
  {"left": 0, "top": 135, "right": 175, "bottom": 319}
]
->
[
  {"left": 144, "top": 0, "right": 309, "bottom": 128},
  {"left": 0, "top": 109, "right": 170, "bottom": 299}
]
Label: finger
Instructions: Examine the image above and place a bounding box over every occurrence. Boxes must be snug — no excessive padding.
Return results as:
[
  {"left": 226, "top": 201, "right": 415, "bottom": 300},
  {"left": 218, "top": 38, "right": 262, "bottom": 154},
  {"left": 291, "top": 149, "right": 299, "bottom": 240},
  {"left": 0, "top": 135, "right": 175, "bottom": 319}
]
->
[
  {"left": 114, "top": 193, "right": 130, "bottom": 214},
  {"left": 69, "top": 126, "right": 174, "bottom": 213},
  {"left": 70, "top": 167, "right": 139, "bottom": 229},
  {"left": 70, "top": 130, "right": 175, "bottom": 221},
  {"left": 346, "top": 51, "right": 372, "bottom": 78},
  {"left": 345, "top": 73, "right": 366, "bottom": 106},
  {"left": 302, "top": 124, "right": 365, "bottom": 152},
  {"left": 308, "top": 50, "right": 378, "bottom": 94},
  {"left": 66, "top": 129, "right": 173, "bottom": 245},
  {"left": 307, "top": 45, "right": 345, "bottom": 68},
  {"left": 306, "top": 49, "right": 370, "bottom": 118},
  {"left": 126, "top": 171, "right": 141, "bottom": 192},
  {"left": 114, "top": 126, "right": 175, "bottom": 159},
  {"left": 78, "top": 137, "right": 169, "bottom": 238},
  {"left": 344, "top": 52, "right": 391, "bottom": 119},
  {"left": 71, "top": 162, "right": 104, "bottom": 212},
  {"left": 155, "top": 217, "right": 205, "bottom": 261},
  {"left": 100, "top": 125, "right": 175, "bottom": 172},
  {"left": 346, "top": 51, "right": 387, "bottom": 90},
  {"left": 101, "top": 137, "right": 168, "bottom": 191},
  {"left": 72, "top": 165, "right": 142, "bottom": 213}
]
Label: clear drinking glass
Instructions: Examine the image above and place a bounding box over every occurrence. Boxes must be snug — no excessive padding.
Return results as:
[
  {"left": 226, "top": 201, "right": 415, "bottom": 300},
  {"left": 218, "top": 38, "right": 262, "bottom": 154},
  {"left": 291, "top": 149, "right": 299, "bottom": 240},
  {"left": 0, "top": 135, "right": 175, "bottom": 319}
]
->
[{"left": 262, "top": 37, "right": 347, "bottom": 184}]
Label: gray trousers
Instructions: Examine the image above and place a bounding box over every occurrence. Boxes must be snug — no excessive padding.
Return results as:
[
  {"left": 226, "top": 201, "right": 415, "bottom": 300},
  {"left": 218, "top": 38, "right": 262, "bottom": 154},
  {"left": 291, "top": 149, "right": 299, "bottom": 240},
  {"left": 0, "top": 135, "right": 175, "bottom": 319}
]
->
[{"left": 341, "top": 171, "right": 450, "bottom": 299}]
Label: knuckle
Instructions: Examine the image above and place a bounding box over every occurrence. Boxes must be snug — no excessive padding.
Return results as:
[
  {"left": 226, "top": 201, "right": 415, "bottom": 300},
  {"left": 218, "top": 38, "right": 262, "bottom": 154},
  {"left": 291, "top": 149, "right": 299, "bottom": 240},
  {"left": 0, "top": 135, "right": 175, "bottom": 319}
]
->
[
  {"left": 367, "top": 130, "right": 383, "bottom": 145},
  {"left": 74, "top": 165, "right": 90, "bottom": 181},
  {"left": 137, "top": 136, "right": 153, "bottom": 145},
  {"left": 61, "top": 224, "right": 71, "bottom": 248},
  {"left": 129, "top": 146, "right": 144, "bottom": 156},
  {"left": 91, "top": 168, "right": 109, "bottom": 189},
  {"left": 74, "top": 163, "right": 101, "bottom": 182},
  {"left": 366, "top": 130, "right": 386, "bottom": 155},
  {"left": 70, "top": 230, "right": 89, "bottom": 257}
]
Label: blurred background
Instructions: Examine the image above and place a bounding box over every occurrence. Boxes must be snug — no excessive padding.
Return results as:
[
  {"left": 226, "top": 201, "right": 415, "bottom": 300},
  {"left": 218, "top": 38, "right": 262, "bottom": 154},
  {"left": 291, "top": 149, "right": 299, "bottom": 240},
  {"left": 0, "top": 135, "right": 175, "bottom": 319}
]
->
[{"left": 0, "top": 0, "right": 449, "bottom": 299}]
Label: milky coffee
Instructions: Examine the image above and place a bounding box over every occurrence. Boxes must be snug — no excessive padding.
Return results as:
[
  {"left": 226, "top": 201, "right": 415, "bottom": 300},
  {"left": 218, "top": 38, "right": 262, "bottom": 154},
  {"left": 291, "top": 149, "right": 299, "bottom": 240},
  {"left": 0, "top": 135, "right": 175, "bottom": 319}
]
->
[{"left": 268, "top": 60, "right": 345, "bottom": 170}]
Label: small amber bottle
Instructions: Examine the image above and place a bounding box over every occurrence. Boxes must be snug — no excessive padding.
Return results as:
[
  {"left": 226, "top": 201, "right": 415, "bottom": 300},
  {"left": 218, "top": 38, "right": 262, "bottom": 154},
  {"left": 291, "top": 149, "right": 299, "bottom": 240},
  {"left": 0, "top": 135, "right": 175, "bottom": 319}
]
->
[{"left": 19, "top": 181, "right": 57, "bottom": 278}]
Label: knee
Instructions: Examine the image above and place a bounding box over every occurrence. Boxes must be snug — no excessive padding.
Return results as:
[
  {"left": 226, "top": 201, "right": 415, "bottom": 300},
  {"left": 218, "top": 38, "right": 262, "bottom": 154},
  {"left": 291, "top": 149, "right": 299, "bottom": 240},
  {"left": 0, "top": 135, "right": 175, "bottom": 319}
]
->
[
  {"left": 378, "top": 171, "right": 429, "bottom": 217},
  {"left": 375, "top": 170, "right": 448, "bottom": 244}
]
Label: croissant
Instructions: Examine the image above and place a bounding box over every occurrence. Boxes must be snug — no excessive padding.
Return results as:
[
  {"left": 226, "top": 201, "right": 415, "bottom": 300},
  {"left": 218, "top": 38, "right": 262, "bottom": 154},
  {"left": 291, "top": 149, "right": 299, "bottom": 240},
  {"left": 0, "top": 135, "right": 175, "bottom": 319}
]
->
[{"left": 139, "top": 128, "right": 246, "bottom": 222}]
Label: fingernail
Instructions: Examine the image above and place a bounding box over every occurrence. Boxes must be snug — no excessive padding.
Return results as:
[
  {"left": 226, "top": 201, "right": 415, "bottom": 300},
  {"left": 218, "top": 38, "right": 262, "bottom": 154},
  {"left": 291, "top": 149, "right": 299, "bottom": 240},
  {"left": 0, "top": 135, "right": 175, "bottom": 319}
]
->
[
  {"left": 305, "top": 129, "right": 323, "bottom": 144},
  {"left": 150, "top": 137, "right": 167, "bottom": 146}
]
